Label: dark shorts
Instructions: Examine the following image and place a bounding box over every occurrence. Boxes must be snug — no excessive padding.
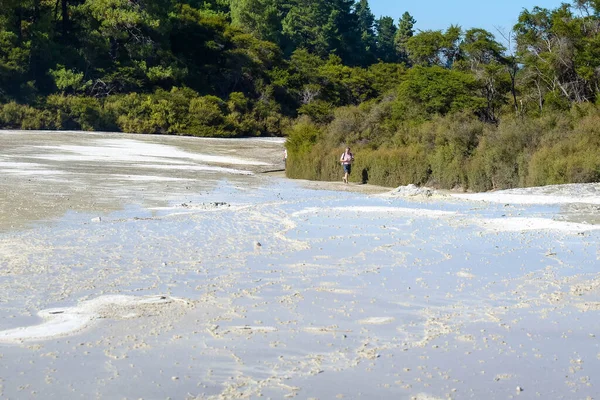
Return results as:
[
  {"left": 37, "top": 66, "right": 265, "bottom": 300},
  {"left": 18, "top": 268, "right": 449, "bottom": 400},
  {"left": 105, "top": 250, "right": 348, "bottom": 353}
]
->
[{"left": 343, "top": 164, "right": 352, "bottom": 174}]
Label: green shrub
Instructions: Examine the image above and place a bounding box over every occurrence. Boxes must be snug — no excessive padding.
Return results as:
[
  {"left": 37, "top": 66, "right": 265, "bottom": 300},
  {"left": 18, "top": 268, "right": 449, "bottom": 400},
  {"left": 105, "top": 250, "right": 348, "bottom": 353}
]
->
[
  {"left": 285, "top": 116, "right": 322, "bottom": 179},
  {"left": 0, "top": 102, "right": 54, "bottom": 130},
  {"left": 105, "top": 93, "right": 152, "bottom": 133},
  {"left": 45, "top": 95, "right": 106, "bottom": 131},
  {"left": 527, "top": 114, "right": 600, "bottom": 185},
  {"left": 187, "top": 95, "right": 229, "bottom": 136},
  {"left": 298, "top": 100, "right": 335, "bottom": 124},
  {"left": 467, "top": 128, "right": 527, "bottom": 190},
  {"left": 354, "top": 145, "right": 430, "bottom": 186}
]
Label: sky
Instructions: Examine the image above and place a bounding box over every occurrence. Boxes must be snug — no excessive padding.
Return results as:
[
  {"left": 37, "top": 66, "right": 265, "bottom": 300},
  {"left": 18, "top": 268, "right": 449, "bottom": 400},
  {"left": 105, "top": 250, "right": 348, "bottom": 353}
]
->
[{"left": 370, "top": 0, "right": 568, "bottom": 36}]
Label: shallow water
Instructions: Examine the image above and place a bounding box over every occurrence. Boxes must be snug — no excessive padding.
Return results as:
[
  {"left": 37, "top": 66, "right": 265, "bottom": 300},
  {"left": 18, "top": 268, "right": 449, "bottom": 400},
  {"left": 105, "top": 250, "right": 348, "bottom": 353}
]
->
[{"left": 1, "top": 131, "right": 600, "bottom": 399}]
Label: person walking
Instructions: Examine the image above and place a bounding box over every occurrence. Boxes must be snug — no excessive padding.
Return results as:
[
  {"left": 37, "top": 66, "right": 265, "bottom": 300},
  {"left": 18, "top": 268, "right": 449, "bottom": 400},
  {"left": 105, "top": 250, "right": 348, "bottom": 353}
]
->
[{"left": 340, "top": 147, "right": 354, "bottom": 184}]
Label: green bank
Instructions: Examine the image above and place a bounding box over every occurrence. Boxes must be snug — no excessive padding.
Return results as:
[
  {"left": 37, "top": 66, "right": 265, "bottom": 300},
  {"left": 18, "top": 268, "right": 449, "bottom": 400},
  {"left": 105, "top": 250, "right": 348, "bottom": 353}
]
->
[{"left": 1, "top": 1, "right": 599, "bottom": 190}]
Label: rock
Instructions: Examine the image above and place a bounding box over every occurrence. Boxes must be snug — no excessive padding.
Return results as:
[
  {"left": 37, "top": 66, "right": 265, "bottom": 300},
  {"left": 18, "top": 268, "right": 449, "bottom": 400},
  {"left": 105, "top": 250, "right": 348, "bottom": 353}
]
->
[
  {"left": 516, "top": 386, "right": 523, "bottom": 392},
  {"left": 255, "top": 242, "right": 262, "bottom": 247},
  {"left": 91, "top": 217, "right": 101, "bottom": 223}
]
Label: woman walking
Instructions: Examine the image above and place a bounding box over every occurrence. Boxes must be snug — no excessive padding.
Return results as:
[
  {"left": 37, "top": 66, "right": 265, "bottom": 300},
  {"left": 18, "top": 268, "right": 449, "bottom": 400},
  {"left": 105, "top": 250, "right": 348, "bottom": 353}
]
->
[{"left": 340, "top": 147, "right": 354, "bottom": 184}]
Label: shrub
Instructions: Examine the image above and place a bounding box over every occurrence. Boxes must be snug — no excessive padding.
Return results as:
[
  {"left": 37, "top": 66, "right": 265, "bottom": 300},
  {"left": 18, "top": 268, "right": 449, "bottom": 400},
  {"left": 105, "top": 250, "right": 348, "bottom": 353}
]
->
[
  {"left": 527, "top": 115, "right": 600, "bottom": 185},
  {"left": 187, "top": 95, "right": 228, "bottom": 136},
  {"left": 354, "top": 145, "right": 430, "bottom": 186},
  {"left": 45, "top": 95, "right": 106, "bottom": 131},
  {"left": 298, "top": 100, "right": 335, "bottom": 124},
  {"left": 0, "top": 102, "right": 54, "bottom": 130},
  {"left": 105, "top": 93, "right": 152, "bottom": 133},
  {"left": 285, "top": 116, "right": 322, "bottom": 179}
]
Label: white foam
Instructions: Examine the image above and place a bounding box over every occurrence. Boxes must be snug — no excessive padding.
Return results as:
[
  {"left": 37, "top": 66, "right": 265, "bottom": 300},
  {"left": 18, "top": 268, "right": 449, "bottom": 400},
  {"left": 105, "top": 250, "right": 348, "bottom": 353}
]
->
[
  {"left": 33, "top": 139, "right": 270, "bottom": 166},
  {"left": 358, "top": 317, "right": 395, "bottom": 325},
  {"left": 192, "top": 136, "right": 285, "bottom": 144},
  {"left": 0, "top": 162, "right": 47, "bottom": 169},
  {"left": 452, "top": 183, "right": 600, "bottom": 205},
  {"left": 477, "top": 217, "right": 600, "bottom": 233},
  {"left": 1, "top": 169, "right": 66, "bottom": 176},
  {"left": 382, "top": 184, "right": 440, "bottom": 198},
  {"left": 132, "top": 164, "right": 253, "bottom": 175},
  {"left": 293, "top": 206, "right": 456, "bottom": 218},
  {"left": 0, "top": 295, "right": 181, "bottom": 343},
  {"left": 149, "top": 203, "right": 250, "bottom": 213},
  {"left": 453, "top": 193, "right": 600, "bottom": 205},
  {"left": 109, "top": 174, "right": 193, "bottom": 182}
]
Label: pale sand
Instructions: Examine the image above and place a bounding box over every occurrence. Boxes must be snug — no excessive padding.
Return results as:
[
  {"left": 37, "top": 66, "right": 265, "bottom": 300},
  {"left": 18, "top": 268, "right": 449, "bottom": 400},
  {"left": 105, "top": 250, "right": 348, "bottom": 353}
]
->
[
  {"left": 0, "top": 295, "right": 191, "bottom": 343},
  {"left": 0, "top": 130, "right": 599, "bottom": 399}
]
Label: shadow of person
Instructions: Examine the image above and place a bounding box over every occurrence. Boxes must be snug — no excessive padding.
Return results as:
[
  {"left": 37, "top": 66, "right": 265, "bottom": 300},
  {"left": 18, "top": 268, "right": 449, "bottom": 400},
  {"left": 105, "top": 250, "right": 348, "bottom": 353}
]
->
[{"left": 361, "top": 168, "right": 369, "bottom": 184}]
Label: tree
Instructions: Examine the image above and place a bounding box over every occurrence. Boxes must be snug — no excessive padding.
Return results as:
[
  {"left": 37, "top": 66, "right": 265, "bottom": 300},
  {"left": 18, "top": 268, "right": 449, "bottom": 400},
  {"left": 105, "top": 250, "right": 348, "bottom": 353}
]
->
[
  {"left": 442, "top": 25, "right": 462, "bottom": 68},
  {"left": 404, "top": 30, "right": 445, "bottom": 66},
  {"left": 398, "top": 65, "right": 484, "bottom": 116},
  {"left": 355, "top": 0, "right": 376, "bottom": 63},
  {"left": 514, "top": 4, "right": 596, "bottom": 111},
  {"left": 375, "top": 16, "right": 397, "bottom": 62},
  {"left": 329, "top": 0, "right": 362, "bottom": 65},
  {"left": 460, "top": 28, "right": 505, "bottom": 67},
  {"left": 394, "top": 11, "right": 415, "bottom": 64},
  {"left": 405, "top": 25, "right": 462, "bottom": 68},
  {"left": 458, "top": 28, "right": 509, "bottom": 121},
  {"left": 281, "top": 0, "right": 332, "bottom": 57},
  {"left": 230, "top": 0, "right": 283, "bottom": 44},
  {"left": 573, "top": 0, "right": 600, "bottom": 16},
  {"left": 281, "top": 0, "right": 361, "bottom": 65}
]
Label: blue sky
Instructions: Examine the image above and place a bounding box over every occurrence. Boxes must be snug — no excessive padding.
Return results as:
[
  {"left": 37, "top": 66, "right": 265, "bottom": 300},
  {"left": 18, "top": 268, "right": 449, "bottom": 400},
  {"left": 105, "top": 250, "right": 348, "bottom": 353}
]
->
[{"left": 370, "top": 0, "right": 568, "bottom": 35}]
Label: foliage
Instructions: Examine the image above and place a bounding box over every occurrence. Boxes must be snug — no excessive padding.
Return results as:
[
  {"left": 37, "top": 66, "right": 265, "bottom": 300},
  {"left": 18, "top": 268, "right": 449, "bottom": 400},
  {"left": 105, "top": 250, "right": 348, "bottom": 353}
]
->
[
  {"left": 287, "top": 100, "right": 600, "bottom": 190},
  {"left": 45, "top": 95, "right": 106, "bottom": 131},
  {"left": 1, "top": 0, "right": 600, "bottom": 191}
]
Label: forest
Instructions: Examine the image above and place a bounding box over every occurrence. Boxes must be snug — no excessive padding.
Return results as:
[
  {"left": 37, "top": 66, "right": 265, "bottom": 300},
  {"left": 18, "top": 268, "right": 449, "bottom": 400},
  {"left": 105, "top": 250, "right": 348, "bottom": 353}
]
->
[{"left": 1, "top": 0, "right": 600, "bottom": 190}]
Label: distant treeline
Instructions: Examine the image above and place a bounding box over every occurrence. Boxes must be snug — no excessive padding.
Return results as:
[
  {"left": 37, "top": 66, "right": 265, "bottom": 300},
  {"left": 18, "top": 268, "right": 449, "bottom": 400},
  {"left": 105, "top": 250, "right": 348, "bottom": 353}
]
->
[{"left": 1, "top": 1, "right": 599, "bottom": 189}]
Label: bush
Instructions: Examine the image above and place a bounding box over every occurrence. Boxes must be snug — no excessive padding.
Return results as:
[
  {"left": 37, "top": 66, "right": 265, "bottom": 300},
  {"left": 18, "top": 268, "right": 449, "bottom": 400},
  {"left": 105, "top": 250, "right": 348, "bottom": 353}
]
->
[
  {"left": 354, "top": 145, "right": 430, "bottom": 186},
  {"left": 466, "top": 130, "right": 527, "bottom": 190},
  {"left": 45, "top": 95, "right": 106, "bottom": 131},
  {"left": 104, "top": 93, "right": 152, "bottom": 133},
  {"left": 527, "top": 112, "right": 600, "bottom": 185},
  {"left": 106, "top": 88, "right": 231, "bottom": 136},
  {"left": 0, "top": 102, "right": 54, "bottom": 130},
  {"left": 298, "top": 100, "right": 335, "bottom": 124},
  {"left": 285, "top": 116, "right": 322, "bottom": 179}
]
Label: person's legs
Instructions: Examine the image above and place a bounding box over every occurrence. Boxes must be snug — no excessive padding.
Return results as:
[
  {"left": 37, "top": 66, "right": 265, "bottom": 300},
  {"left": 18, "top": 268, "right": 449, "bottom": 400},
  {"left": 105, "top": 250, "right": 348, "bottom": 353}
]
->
[{"left": 343, "top": 164, "right": 351, "bottom": 183}]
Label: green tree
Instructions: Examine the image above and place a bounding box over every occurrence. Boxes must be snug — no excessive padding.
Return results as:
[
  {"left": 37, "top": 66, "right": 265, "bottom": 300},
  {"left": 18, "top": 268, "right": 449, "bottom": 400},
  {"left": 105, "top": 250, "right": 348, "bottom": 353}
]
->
[
  {"left": 405, "top": 25, "right": 462, "bottom": 68},
  {"left": 281, "top": 0, "right": 361, "bottom": 64},
  {"left": 329, "top": 0, "right": 362, "bottom": 65},
  {"left": 281, "top": 0, "right": 331, "bottom": 56},
  {"left": 394, "top": 11, "right": 415, "bottom": 64},
  {"left": 514, "top": 4, "right": 598, "bottom": 111},
  {"left": 375, "top": 16, "right": 397, "bottom": 62},
  {"left": 398, "top": 65, "right": 484, "bottom": 117},
  {"left": 230, "top": 0, "right": 283, "bottom": 44},
  {"left": 457, "top": 28, "right": 509, "bottom": 122},
  {"left": 355, "top": 0, "right": 376, "bottom": 63}
]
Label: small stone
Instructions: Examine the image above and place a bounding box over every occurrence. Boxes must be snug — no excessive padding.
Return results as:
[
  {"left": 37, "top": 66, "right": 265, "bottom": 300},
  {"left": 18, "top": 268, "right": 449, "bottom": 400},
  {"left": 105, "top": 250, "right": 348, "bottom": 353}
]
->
[
  {"left": 255, "top": 242, "right": 262, "bottom": 247},
  {"left": 516, "top": 386, "right": 523, "bottom": 392},
  {"left": 171, "top": 376, "right": 179, "bottom": 381},
  {"left": 91, "top": 217, "right": 101, "bottom": 223}
]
